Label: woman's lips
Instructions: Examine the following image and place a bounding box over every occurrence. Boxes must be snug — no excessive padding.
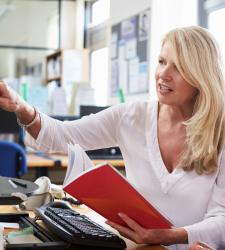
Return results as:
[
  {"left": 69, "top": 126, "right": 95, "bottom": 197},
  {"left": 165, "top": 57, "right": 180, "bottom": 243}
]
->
[{"left": 158, "top": 83, "right": 173, "bottom": 94}]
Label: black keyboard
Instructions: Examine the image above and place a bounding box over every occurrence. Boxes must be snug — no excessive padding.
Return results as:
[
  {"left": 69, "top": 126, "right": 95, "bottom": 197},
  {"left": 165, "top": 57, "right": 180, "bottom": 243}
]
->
[{"left": 35, "top": 201, "right": 126, "bottom": 249}]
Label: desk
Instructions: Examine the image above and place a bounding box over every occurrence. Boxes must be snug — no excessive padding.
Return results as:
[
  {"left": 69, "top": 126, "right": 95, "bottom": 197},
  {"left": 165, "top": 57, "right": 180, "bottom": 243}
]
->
[
  {"left": 0, "top": 204, "right": 167, "bottom": 250},
  {"left": 27, "top": 153, "right": 55, "bottom": 178},
  {"left": 27, "top": 153, "right": 55, "bottom": 168},
  {"left": 27, "top": 153, "right": 125, "bottom": 178},
  {"left": 54, "top": 154, "right": 125, "bottom": 168},
  {"left": 27, "top": 153, "right": 124, "bottom": 168}
]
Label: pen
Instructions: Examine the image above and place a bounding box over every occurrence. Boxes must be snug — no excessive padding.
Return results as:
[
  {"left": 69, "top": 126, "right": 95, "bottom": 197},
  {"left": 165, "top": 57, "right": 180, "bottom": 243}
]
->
[
  {"left": 11, "top": 180, "right": 27, "bottom": 188},
  {"left": 8, "top": 179, "right": 17, "bottom": 188}
]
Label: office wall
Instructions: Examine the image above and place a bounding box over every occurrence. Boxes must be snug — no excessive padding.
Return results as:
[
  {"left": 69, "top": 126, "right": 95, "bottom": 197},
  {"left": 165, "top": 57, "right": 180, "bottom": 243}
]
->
[
  {"left": 109, "top": 0, "right": 198, "bottom": 104},
  {"left": 0, "top": 50, "right": 14, "bottom": 78},
  {"left": 149, "top": 0, "right": 198, "bottom": 100},
  {"left": 61, "top": 1, "right": 76, "bottom": 49},
  {"left": 0, "top": 2, "right": 56, "bottom": 48},
  {"left": 0, "top": 1, "right": 56, "bottom": 78},
  {"left": 74, "top": 0, "right": 85, "bottom": 49},
  {"left": 110, "top": 0, "right": 151, "bottom": 25},
  {"left": 0, "top": 1, "right": 77, "bottom": 78}
]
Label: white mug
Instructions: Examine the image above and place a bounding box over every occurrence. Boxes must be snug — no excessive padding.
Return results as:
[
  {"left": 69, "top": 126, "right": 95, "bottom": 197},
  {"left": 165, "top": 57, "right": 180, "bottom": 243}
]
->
[
  {"left": 19, "top": 176, "right": 53, "bottom": 210},
  {"left": 19, "top": 192, "right": 53, "bottom": 210}
]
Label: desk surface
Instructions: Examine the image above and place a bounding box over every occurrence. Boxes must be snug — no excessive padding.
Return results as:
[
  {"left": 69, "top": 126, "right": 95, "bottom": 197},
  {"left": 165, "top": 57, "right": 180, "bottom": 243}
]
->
[
  {"left": 27, "top": 153, "right": 125, "bottom": 168},
  {"left": 0, "top": 204, "right": 166, "bottom": 250},
  {"left": 27, "top": 153, "right": 55, "bottom": 167}
]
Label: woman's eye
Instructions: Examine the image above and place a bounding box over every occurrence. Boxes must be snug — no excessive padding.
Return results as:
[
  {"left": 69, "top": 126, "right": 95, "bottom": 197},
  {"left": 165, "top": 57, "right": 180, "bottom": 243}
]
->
[{"left": 158, "top": 59, "right": 164, "bottom": 64}]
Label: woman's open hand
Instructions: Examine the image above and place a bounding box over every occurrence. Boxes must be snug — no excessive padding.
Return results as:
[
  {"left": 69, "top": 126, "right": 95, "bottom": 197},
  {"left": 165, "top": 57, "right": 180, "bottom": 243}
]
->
[
  {"left": 0, "top": 80, "right": 23, "bottom": 112},
  {"left": 106, "top": 213, "right": 187, "bottom": 246}
]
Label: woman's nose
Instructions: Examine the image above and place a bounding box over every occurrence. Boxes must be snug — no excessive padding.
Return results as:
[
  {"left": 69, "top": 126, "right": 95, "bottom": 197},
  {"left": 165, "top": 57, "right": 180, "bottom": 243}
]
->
[{"left": 159, "top": 65, "right": 172, "bottom": 80}]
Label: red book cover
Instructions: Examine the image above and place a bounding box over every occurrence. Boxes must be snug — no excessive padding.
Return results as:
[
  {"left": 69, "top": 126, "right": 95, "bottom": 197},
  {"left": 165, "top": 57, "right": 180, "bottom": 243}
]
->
[{"left": 63, "top": 163, "right": 173, "bottom": 229}]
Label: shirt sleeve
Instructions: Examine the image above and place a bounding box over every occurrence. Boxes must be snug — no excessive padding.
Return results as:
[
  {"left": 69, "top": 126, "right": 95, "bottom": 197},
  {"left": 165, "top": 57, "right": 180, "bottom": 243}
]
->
[
  {"left": 182, "top": 149, "right": 225, "bottom": 250},
  {"left": 25, "top": 104, "right": 126, "bottom": 153}
]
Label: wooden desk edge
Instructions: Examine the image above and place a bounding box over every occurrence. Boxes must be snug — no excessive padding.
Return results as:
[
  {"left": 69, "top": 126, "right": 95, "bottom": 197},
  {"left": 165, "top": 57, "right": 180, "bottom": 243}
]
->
[
  {"left": 27, "top": 153, "right": 55, "bottom": 167},
  {"left": 27, "top": 153, "right": 125, "bottom": 168}
]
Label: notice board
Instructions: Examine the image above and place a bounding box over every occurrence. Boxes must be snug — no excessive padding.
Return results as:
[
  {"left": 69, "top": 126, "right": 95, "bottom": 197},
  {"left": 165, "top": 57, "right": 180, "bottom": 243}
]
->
[{"left": 110, "top": 9, "right": 150, "bottom": 96}]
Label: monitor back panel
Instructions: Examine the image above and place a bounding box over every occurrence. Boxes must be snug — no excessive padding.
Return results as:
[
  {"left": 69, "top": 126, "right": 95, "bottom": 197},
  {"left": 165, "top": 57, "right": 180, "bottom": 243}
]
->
[{"left": 0, "top": 108, "right": 20, "bottom": 134}]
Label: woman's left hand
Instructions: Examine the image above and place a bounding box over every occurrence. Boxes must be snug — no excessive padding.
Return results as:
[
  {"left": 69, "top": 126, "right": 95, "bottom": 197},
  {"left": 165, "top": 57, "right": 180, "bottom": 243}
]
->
[
  {"left": 189, "top": 242, "right": 213, "bottom": 250},
  {"left": 105, "top": 213, "right": 187, "bottom": 245}
]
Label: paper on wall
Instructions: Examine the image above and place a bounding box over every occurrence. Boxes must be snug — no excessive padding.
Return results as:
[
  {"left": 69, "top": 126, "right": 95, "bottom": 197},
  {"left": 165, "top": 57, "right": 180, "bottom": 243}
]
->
[
  {"left": 125, "top": 39, "right": 137, "bottom": 60},
  {"left": 63, "top": 50, "right": 83, "bottom": 82},
  {"left": 128, "top": 57, "right": 139, "bottom": 93},
  {"left": 50, "top": 85, "right": 68, "bottom": 115}
]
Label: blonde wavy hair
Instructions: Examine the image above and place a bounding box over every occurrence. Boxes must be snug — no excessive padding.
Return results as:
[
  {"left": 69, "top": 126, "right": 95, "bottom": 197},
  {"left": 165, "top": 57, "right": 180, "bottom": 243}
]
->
[{"left": 162, "top": 26, "right": 225, "bottom": 175}]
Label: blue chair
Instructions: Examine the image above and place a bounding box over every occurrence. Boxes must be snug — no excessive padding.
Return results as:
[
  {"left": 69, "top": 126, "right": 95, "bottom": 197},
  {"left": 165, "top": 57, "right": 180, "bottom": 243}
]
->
[{"left": 0, "top": 140, "right": 27, "bottom": 177}]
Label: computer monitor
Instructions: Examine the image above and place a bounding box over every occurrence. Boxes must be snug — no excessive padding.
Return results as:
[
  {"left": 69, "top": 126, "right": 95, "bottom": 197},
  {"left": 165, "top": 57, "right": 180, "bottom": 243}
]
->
[
  {"left": 79, "top": 105, "right": 109, "bottom": 117},
  {"left": 79, "top": 105, "right": 122, "bottom": 160},
  {"left": 0, "top": 108, "right": 20, "bottom": 134},
  {"left": 51, "top": 115, "right": 79, "bottom": 121}
]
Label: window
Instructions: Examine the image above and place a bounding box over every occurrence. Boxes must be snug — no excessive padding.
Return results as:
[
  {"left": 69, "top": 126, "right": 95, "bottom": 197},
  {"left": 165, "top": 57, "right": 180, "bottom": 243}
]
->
[
  {"left": 208, "top": 8, "right": 225, "bottom": 62},
  {"left": 47, "top": 11, "right": 59, "bottom": 49},
  {"left": 91, "top": 0, "right": 110, "bottom": 26},
  {"left": 205, "top": 0, "right": 225, "bottom": 63},
  {"left": 90, "top": 48, "right": 108, "bottom": 105},
  {"left": 85, "top": 0, "right": 110, "bottom": 105}
]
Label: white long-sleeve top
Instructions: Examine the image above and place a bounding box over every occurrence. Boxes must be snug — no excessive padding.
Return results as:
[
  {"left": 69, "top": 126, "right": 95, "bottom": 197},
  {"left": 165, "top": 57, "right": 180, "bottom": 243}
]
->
[{"left": 25, "top": 101, "right": 225, "bottom": 250}]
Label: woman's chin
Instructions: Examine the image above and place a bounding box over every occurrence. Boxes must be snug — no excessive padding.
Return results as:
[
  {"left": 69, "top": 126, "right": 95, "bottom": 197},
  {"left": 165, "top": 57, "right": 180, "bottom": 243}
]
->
[{"left": 157, "top": 93, "right": 175, "bottom": 105}]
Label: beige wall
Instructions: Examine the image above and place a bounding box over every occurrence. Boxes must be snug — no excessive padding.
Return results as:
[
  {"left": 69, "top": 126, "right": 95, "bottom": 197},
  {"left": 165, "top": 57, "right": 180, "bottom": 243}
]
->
[
  {"left": 0, "top": 0, "right": 78, "bottom": 78},
  {"left": 149, "top": 0, "right": 198, "bottom": 100}
]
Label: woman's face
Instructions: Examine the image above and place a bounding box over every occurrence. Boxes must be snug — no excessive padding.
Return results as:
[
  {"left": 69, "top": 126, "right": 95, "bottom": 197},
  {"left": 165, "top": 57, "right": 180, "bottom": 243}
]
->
[{"left": 155, "top": 42, "right": 198, "bottom": 108}]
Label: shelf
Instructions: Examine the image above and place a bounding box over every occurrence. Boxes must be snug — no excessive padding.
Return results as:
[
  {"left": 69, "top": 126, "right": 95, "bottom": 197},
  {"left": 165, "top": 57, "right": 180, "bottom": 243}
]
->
[
  {"left": 45, "top": 49, "right": 89, "bottom": 85},
  {"left": 46, "top": 50, "right": 61, "bottom": 60},
  {"left": 45, "top": 76, "right": 61, "bottom": 83}
]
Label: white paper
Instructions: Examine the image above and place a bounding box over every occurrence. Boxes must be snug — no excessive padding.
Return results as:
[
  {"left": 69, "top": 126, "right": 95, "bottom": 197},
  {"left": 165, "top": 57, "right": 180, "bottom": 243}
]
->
[
  {"left": 118, "top": 43, "right": 125, "bottom": 59},
  {"left": 63, "top": 50, "right": 83, "bottom": 82},
  {"left": 125, "top": 39, "right": 137, "bottom": 59},
  {"left": 0, "top": 223, "right": 19, "bottom": 229},
  {"left": 63, "top": 144, "right": 94, "bottom": 187},
  {"left": 139, "top": 62, "right": 148, "bottom": 92},
  {"left": 121, "top": 17, "right": 136, "bottom": 41},
  {"left": 74, "top": 85, "right": 95, "bottom": 116},
  {"left": 111, "top": 32, "right": 118, "bottom": 43},
  {"left": 111, "top": 43, "right": 117, "bottom": 59},
  {"left": 118, "top": 59, "right": 128, "bottom": 94},
  {"left": 117, "top": 44, "right": 128, "bottom": 93},
  {"left": 50, "top": 86, "right": 68, "bottom": 115},
  {"left": 110, "top": 60, "right": 119, "bottom": 95},
  {"left": 129, "top": 57, "right": 140, "bottom": 93}
]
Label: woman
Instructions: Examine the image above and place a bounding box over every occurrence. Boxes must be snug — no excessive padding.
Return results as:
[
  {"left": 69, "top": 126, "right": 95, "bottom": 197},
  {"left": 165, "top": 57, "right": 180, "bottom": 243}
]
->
[{"left": 0, "top": 26, "right": 225, "bottom": 250}]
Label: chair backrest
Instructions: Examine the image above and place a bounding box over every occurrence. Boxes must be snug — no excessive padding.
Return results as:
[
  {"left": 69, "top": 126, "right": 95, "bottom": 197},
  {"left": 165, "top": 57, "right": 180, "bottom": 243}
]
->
[{"left": 0, "top": 140, "right": 27, "bottom": 177}]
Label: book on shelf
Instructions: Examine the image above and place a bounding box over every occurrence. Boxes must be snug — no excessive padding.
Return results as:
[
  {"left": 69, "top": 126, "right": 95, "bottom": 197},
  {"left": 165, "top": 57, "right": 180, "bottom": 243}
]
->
[{"left": 63, "top": 144, "right": 173, "bottom": 229}]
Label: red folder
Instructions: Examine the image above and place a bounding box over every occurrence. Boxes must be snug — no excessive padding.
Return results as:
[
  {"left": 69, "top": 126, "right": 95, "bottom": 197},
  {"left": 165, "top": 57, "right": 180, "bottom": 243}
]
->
[{"left": 63, "top": 164, "right": 173, "bottom": 229}]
